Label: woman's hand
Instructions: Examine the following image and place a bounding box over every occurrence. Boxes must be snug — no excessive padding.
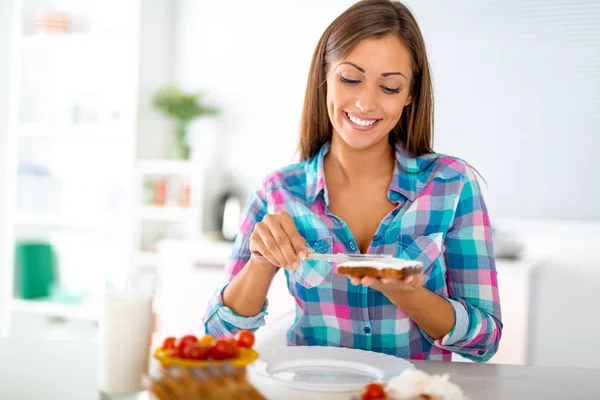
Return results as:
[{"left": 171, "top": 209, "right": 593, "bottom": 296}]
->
[
  {"left": 349, "top": 273, "right": 425, "bottom": 293},
  {"left": 249, "top": 211, "right": 311, "bottom": 271}
]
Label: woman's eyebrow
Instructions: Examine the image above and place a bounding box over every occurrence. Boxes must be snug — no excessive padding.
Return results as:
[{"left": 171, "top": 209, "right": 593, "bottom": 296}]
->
[{"left": 339, "top": 61, "right": 406, "bottom": 80}]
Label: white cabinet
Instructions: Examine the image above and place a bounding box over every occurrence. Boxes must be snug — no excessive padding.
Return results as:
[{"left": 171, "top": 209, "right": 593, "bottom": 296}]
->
[
  {"left": 488, "top": 260, "right": 537, "bottom": 365},
  {"left": 0, "top": 0, "right": 174, "bottom": 340}
]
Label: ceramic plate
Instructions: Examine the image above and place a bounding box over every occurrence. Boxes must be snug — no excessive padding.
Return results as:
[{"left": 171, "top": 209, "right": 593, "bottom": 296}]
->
[{"left": 249, "top": 346, "right": 414, "bottom": 392}]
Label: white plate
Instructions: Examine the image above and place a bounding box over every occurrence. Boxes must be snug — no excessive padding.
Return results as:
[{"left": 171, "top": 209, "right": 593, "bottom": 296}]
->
[{"left": 249, "top": 346, "right": 414, "bottom": 392}]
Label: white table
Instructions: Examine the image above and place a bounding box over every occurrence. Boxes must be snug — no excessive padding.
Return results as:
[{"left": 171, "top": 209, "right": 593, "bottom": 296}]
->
[{"left": 1, "top": 338, "right": 599, "bottom": 400}]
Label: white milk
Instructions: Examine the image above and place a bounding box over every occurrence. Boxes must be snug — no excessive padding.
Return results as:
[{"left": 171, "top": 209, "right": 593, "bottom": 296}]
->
[{"left": 98, "top": 289, "right": 153, "bottom": 396}]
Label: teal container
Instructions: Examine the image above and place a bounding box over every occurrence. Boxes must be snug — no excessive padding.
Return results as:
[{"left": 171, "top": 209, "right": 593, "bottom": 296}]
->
[{"left": 14, "top": 242, "right": 56, "bottom": 299}]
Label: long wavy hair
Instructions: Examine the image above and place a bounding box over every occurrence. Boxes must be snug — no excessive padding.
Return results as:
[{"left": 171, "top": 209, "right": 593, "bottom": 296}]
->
[{"left": 299, "top": 0, "right": 434, "bottom": 161}]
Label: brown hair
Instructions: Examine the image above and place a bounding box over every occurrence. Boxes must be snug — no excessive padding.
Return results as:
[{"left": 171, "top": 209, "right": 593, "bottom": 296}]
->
[{"left": 299, "top": 0, "right": 434, "bottom": 161}]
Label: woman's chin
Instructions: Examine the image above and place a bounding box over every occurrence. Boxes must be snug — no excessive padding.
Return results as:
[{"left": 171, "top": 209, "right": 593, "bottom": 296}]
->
[{"left": 336, "top": 130, "right": 388, "bottom": 151}]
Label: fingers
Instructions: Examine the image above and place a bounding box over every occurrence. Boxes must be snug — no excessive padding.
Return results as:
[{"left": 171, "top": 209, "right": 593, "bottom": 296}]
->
[
  {"left": 249, "top": 230, "right": 279, "bottom": 267},
  {"left": 280, "top": 213, "right": 309, "bottom": 260},
  {"left": 360, "top": 277, "right": 377, "bottom": 287},
  {"left": 250, "top": 212, "right": 306, "bottom": 270},
  {"left": 347, "top": 272, "right": 423, "bottom": 291},
  {"left": 267, "top": 215, "right": 301, "bottom": 268},
  {"left": 349, "top": 277, "right": 361, "bottom": 286},
  {"left": 254, "top": 223, "right": 292, "bottom": 268}
]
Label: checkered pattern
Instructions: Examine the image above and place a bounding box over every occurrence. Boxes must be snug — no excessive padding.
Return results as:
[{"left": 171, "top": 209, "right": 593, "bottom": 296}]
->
[{"left": 203, "top": 143, "right": 502, "bottom": 362}]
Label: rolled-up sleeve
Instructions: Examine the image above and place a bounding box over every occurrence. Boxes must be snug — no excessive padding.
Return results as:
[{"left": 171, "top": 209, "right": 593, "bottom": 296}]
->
[
  {"left": 424, "top": 166, "right": 503, "bottom": 362},
  {"left": 202, "top": 188, "right": 270, "bottom": 337}
]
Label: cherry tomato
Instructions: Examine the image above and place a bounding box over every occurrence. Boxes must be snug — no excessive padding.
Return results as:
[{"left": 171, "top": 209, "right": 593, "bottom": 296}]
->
[
  {"left": 182, "top": 344, "right": 210, "bottom": 360},
  {"left": 234, "top": 330, "right": 255, "bottom": 348},
  {"left": 361, "top": 383, "right": 387, "bottom": 400},
  {"left": 208, "top": 338, "right": 240, "bottom": 360},
  {"left": 170, "top": 349, "right": 181, "bottom": 359},
  {"left": 177, "top": 334, "right": 198, "bottom": 353},
  {"left": 198, "top": 334, "right": 215, "bottom": 346},
  {"left": 162, "top": 336, "right": 176, "bottom": 350}
]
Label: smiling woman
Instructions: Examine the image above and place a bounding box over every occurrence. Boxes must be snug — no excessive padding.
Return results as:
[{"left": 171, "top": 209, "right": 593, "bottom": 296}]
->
[{"left": 203, "top": 0, "right": 502, "bottom": 364}]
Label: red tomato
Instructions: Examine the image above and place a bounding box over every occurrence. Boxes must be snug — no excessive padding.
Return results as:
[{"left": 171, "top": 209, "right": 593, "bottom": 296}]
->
[
  {"left": 208, "top": 338, "right": 240, "bottom": 360},
  {"left": 177, "top": 335, "right": 198, "bottom": 353},
  {"left": 182, "top": 344, "right": 210, "bottom": 360},
  {"left": 162, "top": 336, "right": 176, "bottom": 350},
  {"left": 361, "top": 383, "right": 387, "bottom": 400},
  {"left": 234, "top": 330, "right": 255, "bottom": 348},
  {"left": 170, "top": 349, "right": 181, "bottom": 359}
]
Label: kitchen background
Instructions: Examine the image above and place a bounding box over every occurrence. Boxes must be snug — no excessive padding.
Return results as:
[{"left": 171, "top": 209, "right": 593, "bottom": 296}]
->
[{"left": 0, "top": 0, "right": 599, "bottom": 370}]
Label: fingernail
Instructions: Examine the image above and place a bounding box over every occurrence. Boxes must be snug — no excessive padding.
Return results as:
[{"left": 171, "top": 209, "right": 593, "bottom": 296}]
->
[
  {"left": 293, "top": 262, "right": 300, "bottom": 270},
  {"left": 406, "top": 276, "right": 414, "bottom": 283},
  {"left": 298, "top": 251, "right": 307, "bottom": 260}
]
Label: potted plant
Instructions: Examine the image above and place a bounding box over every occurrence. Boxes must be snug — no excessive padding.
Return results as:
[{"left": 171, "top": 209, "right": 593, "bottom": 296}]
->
[{"left": 152, "top": 85, "right": 219, "bottom": 160}]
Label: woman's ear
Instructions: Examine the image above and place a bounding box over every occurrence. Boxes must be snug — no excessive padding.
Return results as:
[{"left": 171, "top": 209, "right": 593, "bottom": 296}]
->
[{"left": 404, "top": 93, "right": 413, "bottom": 106}]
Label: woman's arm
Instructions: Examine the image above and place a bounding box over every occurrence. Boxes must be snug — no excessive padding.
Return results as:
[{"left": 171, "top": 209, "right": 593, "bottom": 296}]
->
[
  {"left": 383, "top": 280, "right": 455, "bottom": 339},
  {"left": 203, "top": 190, "right": 272, "bottom": 337},
  {"left": 222, "top": 258, "right": 277, "bottom": 317},
  {"left": 204, "top": 186, "right": 309, "bottom": 337},
  {"left": 358, "top": 164, "right": 502, "bottom": 362}
]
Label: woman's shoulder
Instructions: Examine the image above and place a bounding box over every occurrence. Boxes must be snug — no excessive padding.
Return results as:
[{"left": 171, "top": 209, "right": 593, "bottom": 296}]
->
[
  {"left": 254, "top": 159, "right": 312, "bottom": 198},
  {"left": 423, "top": 152, "right": 478, "bottom": 183}
]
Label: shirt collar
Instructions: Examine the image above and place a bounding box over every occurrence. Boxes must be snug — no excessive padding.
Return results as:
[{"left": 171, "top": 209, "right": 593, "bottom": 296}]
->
[{"left": 305, "top": 141, "right": 435, "bottom": 205}]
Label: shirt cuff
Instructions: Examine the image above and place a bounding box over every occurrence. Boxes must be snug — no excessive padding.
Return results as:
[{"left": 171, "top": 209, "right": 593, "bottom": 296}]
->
[
  {"left": 439, "top": 298, "right": 469, "bottom": 346},
  {"left": 203, "top": 283, "right": 268, "bottom": 337},
  {"left": 217, "top": 302, "right": 269, "bottom": 330}
]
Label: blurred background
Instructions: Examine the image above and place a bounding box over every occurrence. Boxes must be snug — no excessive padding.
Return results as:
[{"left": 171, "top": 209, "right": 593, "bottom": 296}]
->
[{"left": 0, "top": 0, "right": 598, "bottom": 370}]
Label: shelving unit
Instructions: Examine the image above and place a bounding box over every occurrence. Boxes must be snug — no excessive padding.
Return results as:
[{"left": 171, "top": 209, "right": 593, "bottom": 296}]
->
[
  {"left": 16, "top": 123, "right": 125, "bottom": 139},
  {"left": 0, "top": 0, "right": 176, "bottom": 340},
  {"left": 132, "top": 159, "right": 206, "bottom": 268},
  {"left": 10, "top": 298, "right": 100, "bottom": 322}
]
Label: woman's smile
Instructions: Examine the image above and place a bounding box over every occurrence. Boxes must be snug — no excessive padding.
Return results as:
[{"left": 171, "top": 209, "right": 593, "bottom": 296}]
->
[{"left": 343, "top": 111, "right": 382, "bottom": 131}]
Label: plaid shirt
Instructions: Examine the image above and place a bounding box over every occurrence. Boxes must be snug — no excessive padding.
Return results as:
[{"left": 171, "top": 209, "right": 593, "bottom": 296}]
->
[{"left": 204, "top": 142, "right": 502, "bottom": 362}]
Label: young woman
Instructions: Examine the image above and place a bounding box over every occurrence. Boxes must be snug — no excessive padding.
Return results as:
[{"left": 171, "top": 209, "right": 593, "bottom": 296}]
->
[{"left": 203, "top": 0, "right": 502, "bottom": 362}]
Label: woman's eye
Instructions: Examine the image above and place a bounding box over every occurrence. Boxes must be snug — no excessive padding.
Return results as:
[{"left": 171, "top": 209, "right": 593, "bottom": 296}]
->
[
  {"left": 381, "top": 86, "right": 401, "bottom": 94},
  {"left": 340, "top": 76, "right": 360, "bottom": 85}
]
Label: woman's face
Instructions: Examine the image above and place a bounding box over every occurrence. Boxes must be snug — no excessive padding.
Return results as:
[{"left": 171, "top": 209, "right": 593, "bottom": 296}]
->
[{"left": 326, "top": 34, "right": 414, "bottom": 151}]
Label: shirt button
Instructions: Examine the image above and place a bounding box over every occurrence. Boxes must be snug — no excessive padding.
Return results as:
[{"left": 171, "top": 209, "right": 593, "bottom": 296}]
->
[
  {"left": 348, "top": 242, "right": 356, "bottom": 251},
  {"left": 364, "top": 327, "right": 371, "bottom": 334},
  {"left": 478, "top": 350, "right": 486, "bottom": 356},
  {"left": 372, "top": 235, "right": 381, "bottom": 242}
]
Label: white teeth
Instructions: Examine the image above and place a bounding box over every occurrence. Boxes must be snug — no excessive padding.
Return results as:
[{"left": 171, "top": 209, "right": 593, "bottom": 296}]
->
[{"left": 347, "top": 112, "right": 377, "bottom": 127}]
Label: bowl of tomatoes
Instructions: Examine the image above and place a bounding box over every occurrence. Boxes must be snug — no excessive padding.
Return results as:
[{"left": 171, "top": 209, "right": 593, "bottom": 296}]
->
[{"left": 154, "top": 330, "right": 258, "bottom": 368}]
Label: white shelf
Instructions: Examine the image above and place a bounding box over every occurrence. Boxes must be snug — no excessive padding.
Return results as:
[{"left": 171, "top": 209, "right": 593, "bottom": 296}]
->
[
  {"left": 136, "top": 205, "right": 192, "bottom": 221},
  {"left": 15, "top": 212, "right": 118, "bottom": 230},
  {"left": 10, "top": 298, "right": 100, "bottom": 322},
  {"left": 16, "top": 123, "right": 125, "bottom": 139},
  {"left": 135, "top": 159, "right": 197, "bottom": 175},
  {"left": 135, "top": 251, "right": 160, "bottom": 266},
  {"left": 21, "top": 33, "right": 127, "bottom": 50}
]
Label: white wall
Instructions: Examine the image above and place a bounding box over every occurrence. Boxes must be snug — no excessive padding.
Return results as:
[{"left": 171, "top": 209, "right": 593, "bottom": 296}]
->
[
  {"left": 0, "top": 0, "right": 14, "bottom": 335},
  {"left": 173, "top": 0, "right": 600, "bottom": 223}
]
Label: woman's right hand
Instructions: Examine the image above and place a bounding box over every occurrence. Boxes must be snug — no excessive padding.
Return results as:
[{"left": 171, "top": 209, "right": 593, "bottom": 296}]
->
[{"left": 249, "top": 211, "right": 310, "bottom": 271}]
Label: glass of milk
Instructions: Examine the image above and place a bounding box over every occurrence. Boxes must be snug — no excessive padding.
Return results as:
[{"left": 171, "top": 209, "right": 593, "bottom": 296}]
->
[{"left": 98, "top": 271, "right": 155, "bottom": 399}]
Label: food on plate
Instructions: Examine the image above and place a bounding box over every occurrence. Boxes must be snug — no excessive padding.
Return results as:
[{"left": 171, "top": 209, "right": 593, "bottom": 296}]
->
[
  {"left": 357, "top": 369, "right": 466, "bottom": 400},
  {"left": 144, "top": 363, "right": 267, "bottom": 400},
  {"left": 336, "top": 258, "right": 423, "bottom": 280},
  {"left": 154, "top": 330, "right": 259, "bottom": 368}
]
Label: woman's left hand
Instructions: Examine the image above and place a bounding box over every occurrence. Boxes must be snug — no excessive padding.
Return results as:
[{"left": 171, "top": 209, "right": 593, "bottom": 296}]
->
[{"left": 349, "top": 273, "right": 425, "bottom": 293}]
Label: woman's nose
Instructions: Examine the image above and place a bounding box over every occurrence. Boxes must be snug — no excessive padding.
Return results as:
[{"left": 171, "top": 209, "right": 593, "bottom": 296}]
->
[{"left": 354, "top": 89, "right": 377, "bottom": 114}]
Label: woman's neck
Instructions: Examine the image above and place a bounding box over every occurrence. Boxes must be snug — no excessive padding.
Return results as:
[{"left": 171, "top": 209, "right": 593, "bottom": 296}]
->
[{"left": 324, "top": 134, "right": 395, "bottom": 187}]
